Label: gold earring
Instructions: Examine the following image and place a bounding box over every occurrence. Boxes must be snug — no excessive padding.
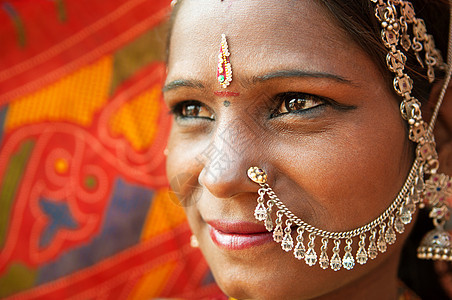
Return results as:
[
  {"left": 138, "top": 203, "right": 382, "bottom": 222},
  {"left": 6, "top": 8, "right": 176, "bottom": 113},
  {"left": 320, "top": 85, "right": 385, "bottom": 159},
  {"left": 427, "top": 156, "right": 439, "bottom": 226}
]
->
[
  {"left": 190, "top": 235, "right": 199, "bottom": 248},
  {"left": 418, "top": 173, "right": 452, "bottom": 260}
]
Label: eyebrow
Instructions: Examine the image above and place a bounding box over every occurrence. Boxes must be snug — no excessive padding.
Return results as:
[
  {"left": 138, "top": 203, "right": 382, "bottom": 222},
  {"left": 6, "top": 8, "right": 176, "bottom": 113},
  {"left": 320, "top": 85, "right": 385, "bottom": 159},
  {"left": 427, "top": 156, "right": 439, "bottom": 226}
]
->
[
  {"left": 251, "top": 69, "right": 354, "bottom": 85},
  {"left": 162, "top": 79, "right": 205, "bottom": 92},
  {"left": 163, "top": 69, "right": 355, "bottom": 93}
]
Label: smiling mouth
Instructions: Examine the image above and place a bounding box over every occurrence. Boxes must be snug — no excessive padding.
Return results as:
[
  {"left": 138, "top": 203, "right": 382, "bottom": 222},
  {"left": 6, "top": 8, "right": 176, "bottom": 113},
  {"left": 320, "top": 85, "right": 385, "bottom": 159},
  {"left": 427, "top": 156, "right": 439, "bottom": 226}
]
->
[{"left": 207, "top": 220, "right": 274, "bottom": 250}]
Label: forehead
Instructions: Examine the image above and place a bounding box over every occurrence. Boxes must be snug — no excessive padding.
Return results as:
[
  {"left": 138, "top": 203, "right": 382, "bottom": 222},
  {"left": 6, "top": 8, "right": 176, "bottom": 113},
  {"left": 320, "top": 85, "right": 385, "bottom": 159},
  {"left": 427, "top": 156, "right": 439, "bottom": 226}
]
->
[{"left": 167, "top": 0, "right": 370, "bottom": 85}]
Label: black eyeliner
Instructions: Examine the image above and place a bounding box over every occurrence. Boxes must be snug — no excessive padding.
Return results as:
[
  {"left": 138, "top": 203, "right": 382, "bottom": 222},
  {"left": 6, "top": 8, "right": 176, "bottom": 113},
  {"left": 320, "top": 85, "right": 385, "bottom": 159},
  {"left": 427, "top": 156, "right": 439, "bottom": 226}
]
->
[{"left": 170, "top": 100, "right": 215, "bottom": 121}]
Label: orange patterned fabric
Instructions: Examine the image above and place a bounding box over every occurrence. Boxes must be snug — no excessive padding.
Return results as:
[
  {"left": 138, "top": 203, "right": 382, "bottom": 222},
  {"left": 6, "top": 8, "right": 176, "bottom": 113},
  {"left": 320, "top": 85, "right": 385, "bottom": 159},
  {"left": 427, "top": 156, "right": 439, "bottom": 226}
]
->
[{"left": 0, "top": 0, "right": 224, "bottom": 298}]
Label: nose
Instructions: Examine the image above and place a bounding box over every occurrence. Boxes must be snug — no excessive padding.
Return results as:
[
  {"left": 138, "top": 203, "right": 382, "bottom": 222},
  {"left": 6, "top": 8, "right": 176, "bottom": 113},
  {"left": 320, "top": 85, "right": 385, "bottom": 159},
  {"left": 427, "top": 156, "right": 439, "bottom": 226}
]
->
[{"left": 198, "top": 118, "right": 267, "bottom": 199}]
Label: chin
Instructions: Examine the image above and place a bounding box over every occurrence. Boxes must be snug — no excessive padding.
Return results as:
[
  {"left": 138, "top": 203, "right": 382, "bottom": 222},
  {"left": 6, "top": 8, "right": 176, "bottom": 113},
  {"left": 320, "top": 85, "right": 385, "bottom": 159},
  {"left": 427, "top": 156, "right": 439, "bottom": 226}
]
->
[
  {"left": 203, "top": 242, "right": 398, "bottom": 300},
  {"left": 204, "top": 253, "right": 324, "bottom": 300}
]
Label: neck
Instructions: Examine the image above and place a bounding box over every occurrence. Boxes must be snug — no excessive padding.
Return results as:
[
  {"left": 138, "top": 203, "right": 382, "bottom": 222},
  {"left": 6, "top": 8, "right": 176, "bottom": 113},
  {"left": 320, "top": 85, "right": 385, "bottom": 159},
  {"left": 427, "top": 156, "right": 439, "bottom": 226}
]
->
[{"left": 315, "top": 251, "right": 400, "bottom": 300}]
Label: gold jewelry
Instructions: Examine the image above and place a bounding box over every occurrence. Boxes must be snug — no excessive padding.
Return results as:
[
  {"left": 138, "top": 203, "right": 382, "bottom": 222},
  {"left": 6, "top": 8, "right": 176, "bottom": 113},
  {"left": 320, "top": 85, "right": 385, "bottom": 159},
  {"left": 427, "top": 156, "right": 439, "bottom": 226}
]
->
[
  {"left": 247, "top": 1, "right": 452, "bottom": 270},
  {"left": 190, "top": 234, "right": 199, "bottom": 248},
  {"left": 217, "top": 34, "right": 232, "bottom": 88},
  {"left": 371, "top": 0, "right": 452, "bottom": 261},
  {"left": 248, "top": 165, "right": 420, "bottom": 271}
]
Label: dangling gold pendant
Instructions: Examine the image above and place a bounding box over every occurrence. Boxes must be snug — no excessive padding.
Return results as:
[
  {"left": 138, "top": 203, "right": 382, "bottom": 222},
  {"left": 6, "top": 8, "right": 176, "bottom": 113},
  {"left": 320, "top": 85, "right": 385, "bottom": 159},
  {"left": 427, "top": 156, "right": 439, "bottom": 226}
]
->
[
  {"left": 418, "top": 227, "right": 452, "bottom": 260},
  {"left": 418, "top": 173, "right": 452, "bottom": 260},
  {"left": 217, "top": 34, "right": 232, "bottom": 88}
]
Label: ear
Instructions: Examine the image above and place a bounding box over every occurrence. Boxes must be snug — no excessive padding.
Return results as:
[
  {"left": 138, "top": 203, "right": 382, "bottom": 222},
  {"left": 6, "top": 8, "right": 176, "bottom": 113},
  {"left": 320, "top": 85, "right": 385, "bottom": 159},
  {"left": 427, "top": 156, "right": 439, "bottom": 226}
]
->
[{"left": 425, "top": 80, "right": 452, "bottom": 175}]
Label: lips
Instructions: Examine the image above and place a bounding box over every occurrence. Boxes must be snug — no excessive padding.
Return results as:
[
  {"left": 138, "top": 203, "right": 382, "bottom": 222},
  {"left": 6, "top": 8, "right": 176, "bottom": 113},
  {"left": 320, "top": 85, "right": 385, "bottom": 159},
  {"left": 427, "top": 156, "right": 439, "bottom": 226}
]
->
[{"left": 207, "top": 220, "right": 273, "bottom": 250}]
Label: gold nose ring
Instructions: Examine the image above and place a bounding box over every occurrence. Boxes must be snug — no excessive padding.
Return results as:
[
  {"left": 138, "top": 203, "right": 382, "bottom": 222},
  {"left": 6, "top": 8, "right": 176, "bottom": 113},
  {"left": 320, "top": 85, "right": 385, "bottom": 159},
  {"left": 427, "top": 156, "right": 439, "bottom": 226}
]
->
[{"left": 247, "top": 167, "right": 267, "bottom": 184}]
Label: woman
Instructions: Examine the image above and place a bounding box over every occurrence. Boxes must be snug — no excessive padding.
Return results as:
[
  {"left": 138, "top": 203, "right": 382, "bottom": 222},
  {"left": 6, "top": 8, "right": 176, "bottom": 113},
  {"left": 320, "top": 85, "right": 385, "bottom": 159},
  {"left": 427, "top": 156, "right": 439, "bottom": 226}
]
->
[{"left": 163, "top": 0, "right": 452, "bottom": 299}]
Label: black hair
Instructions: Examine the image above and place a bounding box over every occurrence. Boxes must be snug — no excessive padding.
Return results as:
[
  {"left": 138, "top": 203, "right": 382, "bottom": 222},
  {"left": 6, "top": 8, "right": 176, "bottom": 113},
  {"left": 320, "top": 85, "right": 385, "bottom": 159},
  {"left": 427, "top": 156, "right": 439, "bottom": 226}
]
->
[{"left": 317, "top": 0, "right": 449, "bottom": 103}]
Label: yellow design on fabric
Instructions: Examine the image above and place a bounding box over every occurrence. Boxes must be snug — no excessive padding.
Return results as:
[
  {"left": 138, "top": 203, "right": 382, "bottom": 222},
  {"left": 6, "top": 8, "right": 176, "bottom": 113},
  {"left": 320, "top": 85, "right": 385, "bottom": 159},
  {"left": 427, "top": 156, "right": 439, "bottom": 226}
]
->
[
  {"left": 54, "top": 158, "right": 69, "bottom": 174},
  {"left": 140, "top": 188, "right": 187, "bottom": 241},
  {"left": 5, "top": 56, "right": 112, "bottom": 131},
  {"left": 109, "top": 86, "right": 162, "bottom": 151},
  {"left": 128, "top": 261, "right": 178, "bottom": 299}
]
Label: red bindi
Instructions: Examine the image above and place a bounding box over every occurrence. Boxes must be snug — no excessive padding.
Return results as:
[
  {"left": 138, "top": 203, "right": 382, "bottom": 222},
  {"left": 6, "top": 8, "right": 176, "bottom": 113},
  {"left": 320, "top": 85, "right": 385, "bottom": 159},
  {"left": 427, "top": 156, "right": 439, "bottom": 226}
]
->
[{"left": 214, "top": 91, "right": 240, "bottom": 97}]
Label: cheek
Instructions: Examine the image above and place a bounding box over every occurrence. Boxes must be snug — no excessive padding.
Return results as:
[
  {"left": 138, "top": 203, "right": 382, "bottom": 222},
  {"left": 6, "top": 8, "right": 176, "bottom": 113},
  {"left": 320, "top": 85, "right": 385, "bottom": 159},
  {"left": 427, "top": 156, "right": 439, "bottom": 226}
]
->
[
  {"left": 323, "top": 125, "right": 406, "bottom": 218},
  {"left": 166, "top": 131, "right": 206, "bottom": 204},
  {"left": 271, "top": 102, "right": 411, "bottom": 229}
]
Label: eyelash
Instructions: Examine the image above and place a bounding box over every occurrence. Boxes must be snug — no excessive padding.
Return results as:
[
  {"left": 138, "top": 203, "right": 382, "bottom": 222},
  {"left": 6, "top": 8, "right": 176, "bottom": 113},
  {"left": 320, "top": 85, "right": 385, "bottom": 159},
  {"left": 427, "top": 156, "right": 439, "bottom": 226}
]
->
[
  {"left": 171, "top": 100, "right": 215, "bottom": 120},
  {"left": 170, "top": 92, "right": 327, "bottom": 120},
  {"left": 271, "top": 92, "right": 326, "bottom": 118}
]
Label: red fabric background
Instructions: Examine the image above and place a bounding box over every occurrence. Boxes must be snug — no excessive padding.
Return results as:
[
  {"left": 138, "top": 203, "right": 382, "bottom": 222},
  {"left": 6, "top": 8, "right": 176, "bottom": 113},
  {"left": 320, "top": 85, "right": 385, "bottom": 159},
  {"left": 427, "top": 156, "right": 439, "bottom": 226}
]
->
[{"left": 0, "top": 0, "right": 224, "bottom": 298}]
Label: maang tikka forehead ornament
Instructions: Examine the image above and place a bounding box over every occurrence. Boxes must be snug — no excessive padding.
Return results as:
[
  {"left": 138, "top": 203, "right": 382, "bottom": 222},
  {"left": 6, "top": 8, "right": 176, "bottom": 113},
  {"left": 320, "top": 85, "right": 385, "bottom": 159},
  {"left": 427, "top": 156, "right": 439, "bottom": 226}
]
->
[
  {"left": 170, "top": 2, "right": 232, "bottom": 88},
  {"left": 248, "top": 0, "right": 452, "bottom": 271},
  {"left": 217, "top": 34, "right": 232, "bottom": 88}
]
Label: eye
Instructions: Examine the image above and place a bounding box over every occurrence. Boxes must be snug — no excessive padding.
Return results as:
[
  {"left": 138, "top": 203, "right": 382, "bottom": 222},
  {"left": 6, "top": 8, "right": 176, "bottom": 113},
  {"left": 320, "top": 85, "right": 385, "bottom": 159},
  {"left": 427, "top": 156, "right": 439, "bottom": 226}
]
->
[
  {"left": 274, "top": 92, "right": 325, "bottom": 116},
  {"left": 171, "top": 101, "right": 214, "bottom": 120}
]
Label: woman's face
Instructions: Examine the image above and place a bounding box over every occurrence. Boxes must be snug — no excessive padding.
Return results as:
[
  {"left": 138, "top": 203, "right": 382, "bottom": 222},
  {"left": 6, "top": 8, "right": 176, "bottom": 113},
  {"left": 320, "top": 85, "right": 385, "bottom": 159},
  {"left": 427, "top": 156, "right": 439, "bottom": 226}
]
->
[{"left": 164, "top": 0, "right": 413, "bottom": 299}]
